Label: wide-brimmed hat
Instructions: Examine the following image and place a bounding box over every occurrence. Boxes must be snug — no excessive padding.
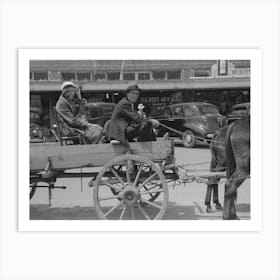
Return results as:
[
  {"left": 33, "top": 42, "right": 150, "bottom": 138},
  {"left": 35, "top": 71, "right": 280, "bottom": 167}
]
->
[
  {"left": 61, "top": 81, "right": 78, "bottom": 91},
  {"left": 137, "top": 103, "right": 145, "bottom": 110},
  {"left": 126, "top": 84, "right": 142, "bottom": 94}
]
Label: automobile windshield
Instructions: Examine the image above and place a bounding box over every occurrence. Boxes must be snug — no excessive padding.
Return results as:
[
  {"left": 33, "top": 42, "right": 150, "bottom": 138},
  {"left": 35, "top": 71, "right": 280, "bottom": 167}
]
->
[{"left": 201, "top": 105, "right": 219, "bottom": 115}]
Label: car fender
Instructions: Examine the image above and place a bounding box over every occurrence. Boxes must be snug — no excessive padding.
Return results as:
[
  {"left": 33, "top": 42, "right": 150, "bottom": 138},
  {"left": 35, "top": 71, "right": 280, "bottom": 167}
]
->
[{"left": 182, "top": 122, "right": 206, "bottom": 136}]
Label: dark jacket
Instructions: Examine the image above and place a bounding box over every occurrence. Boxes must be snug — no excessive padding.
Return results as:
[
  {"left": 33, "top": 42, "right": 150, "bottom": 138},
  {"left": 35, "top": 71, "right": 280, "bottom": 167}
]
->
[{"left": 108, "top": 97, "right": 145, "bottom": 145}]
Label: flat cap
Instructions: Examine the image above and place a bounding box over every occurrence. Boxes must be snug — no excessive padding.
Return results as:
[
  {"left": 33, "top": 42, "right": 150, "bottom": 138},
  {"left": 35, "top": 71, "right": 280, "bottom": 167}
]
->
[{"left": 126, "top": 84, "right": 141, "bottom": 93}]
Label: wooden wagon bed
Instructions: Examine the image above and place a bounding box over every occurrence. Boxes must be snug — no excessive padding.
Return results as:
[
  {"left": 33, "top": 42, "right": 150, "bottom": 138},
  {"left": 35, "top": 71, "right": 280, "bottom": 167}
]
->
[{"left": 30, "top": 140, "right": 174, "bottom": 172}]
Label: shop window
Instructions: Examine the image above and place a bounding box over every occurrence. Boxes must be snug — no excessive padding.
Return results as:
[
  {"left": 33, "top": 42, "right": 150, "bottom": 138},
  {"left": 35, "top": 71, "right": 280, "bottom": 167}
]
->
[
  {"left": 152, "top": 71, "right": 166, "bottom": 80},
  {"left": 94, "top": 73, "right": 106, "bottom": 81},
  {"left": 77, "top": 72, "right": 91, "bottom": 81},
  {"left": 107, "top": 72, "right": 121, "bottom": 80},
  {"left": 167, "top": 71, "right": 181, "bottom": 80},
  {"left": 61, "top": 72, "right": 76, "bottom": 81},
  {"left": 34, "top": 72, "right": 48, "bottom": 80},
  {"left": 123, "top": 73, "right": 135, "bottom": 80},
  {"left": 193, "top": 70, "right": 210, "bottom": 77},
  {"left": 138, "top": 72, "right": 150, "bottom": 80}
]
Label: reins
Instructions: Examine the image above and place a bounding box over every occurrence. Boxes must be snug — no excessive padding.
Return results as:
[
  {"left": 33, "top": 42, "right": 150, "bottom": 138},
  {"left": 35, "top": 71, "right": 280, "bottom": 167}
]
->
[{"left": 158, "top": 121, "right": 226, "bottom": 147}]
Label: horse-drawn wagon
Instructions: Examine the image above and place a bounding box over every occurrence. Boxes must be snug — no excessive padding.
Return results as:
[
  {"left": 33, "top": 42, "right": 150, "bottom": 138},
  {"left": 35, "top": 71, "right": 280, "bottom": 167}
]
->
[
  {"left": 30, "top": 140, "right": 181, "bottom": 220},
  {"left": 30, "top": 116, "right": 250, "bottom": 220}
]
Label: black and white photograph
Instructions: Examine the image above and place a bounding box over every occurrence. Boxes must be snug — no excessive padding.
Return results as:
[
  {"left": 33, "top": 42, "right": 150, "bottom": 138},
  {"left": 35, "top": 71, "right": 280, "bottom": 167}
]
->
[
  {"left": 29, "top": 59, "right": 251, "bottom": 221},
  {"left": 18, "top": 48, "right": 261, "bottom": 231}
]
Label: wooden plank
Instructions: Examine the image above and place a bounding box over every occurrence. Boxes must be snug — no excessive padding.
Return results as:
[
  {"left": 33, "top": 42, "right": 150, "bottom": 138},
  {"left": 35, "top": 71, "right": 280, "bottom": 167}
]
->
[{"left": 30, "top": 140, "right": 173, "bottom": 172}]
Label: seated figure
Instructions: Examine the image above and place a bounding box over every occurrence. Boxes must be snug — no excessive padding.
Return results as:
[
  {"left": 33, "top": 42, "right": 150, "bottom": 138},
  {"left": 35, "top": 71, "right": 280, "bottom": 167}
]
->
[
  {"left": 108, "top": 84, "right": 160, "bottom": 150},
  {"left": 56, "top": 81, "right": 103, "bottom": 144}
]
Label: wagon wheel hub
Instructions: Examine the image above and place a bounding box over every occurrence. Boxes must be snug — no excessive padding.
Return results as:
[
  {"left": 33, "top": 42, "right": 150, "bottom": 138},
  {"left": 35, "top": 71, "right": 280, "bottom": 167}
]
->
[{"left": 121, "top": 187, "right": 139, "bottom": 206}]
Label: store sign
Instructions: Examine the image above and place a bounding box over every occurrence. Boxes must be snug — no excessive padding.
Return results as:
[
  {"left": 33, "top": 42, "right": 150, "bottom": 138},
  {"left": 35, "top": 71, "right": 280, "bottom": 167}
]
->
[
  {"left": 229, "top": 68, "right": 250, "bottom": 77},
  {"left": 210, "top": 62, "right": 250, "bottom": 78},
  {"left": 48, "top": 71, "right": 60, "bottom": 80},
  {"left": 140, "top": 92, "right": 183, "bottom": 117}
]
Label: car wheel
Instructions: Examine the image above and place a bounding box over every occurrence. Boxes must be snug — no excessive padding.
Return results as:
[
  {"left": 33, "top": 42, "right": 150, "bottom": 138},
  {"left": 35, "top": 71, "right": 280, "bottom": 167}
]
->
[{"left": 182, "top": 130, "right": 196, "bottom": 148}]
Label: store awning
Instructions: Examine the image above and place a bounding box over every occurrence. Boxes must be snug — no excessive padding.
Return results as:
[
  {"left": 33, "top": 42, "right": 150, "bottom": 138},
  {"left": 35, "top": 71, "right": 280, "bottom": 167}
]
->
[{"left": 30, "top": 77, "right": 250, "bottom": 92}]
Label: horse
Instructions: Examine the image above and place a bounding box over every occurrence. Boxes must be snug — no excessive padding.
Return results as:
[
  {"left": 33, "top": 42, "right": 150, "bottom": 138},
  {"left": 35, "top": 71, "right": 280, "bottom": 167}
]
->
[
  {"left": 223, "top": 116, "right": 250, "bottom": 220},
  {"left": 204, "top": 126, "right": 227, "bottom": 213}
]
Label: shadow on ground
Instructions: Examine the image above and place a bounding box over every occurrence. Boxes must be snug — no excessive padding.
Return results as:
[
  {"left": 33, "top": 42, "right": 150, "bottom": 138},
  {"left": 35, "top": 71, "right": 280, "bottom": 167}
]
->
[{"left": 30, "top": 201, "right": 250, "bottom": 220}]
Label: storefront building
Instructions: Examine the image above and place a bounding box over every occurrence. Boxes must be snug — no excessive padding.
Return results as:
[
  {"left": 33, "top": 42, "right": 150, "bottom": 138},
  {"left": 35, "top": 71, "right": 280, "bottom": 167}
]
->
[{"left": 30, "top": 60, "right": 250, "bottom": 126}]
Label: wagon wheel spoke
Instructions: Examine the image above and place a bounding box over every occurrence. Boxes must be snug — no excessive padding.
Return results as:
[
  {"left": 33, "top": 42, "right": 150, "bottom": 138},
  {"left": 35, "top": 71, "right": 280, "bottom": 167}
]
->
[
  {"left": 110, "top": 167, "right": 126, "bottom": 188},
  {"left": 133, "top": 163, "right": 144, "bottom": 188},
  {"left": 98, "top": 194, "right": 121, "bottom": 201},
  {"left": 100, "top": 180, "right": 122, "bottom": 192},
  {"left": 137, "top": 173, "right": 157, "bottom": 190},
  {"left": 125, "top": 160, "right": 132, "bottom": 185},
  {"left": 140, "top": 188, "right": 165, "bottom": 195},
  {"left": 104, "top": 200, "right": 123, "bottom": 217},
  {"left": 137, "top": 203, "right": 151, "bottom": 220},
  {"left": 143, "top": 185, "right": 153, "bottom": 199},
  {"left": 119, "top": 205, "right": 127, "bottom": 220},
  {"left": 146, "top": 182, "right": 162, "bottom": 190},
  {"left": 140, "top": 198, "right": 162, "bottom": 210},
  {"left": 131, "top": 206, "right": 135, "bottom": 219}
]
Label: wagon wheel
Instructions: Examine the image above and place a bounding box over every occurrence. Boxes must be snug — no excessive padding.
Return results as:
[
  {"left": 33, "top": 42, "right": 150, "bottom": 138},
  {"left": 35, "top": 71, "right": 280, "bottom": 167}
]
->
[
  {"left": 109, "top": 165, "right": 161, "bottom": 203},
  {"left": 92, "top": 154, "right": 168, "bottom": 220},
  {"left": 30, "top": 182, "right": 37, "bottom": 199}
]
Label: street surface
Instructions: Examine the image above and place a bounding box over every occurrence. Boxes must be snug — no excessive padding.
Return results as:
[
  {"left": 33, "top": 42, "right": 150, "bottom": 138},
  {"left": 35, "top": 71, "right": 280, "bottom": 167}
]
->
[{"left": 30, "top": 144, "right": 250, "bottom": 220}]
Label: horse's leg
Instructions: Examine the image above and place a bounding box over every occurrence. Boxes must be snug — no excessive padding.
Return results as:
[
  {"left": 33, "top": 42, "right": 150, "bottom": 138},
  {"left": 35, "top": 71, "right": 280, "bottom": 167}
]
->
[
  {"left": 224, "top": 170, "right": 247, "bottom": 219},
  {"left": 223, "top": 179, "right": 239, "bottom": 219},
  {"left": 223, "top": 179, "right": 232, "bottom": 219},
  {"left": 229, "top": 197, "right": 240, "bottom": 220},
  {"left": 213, "top": 179, "right": 223, "bottom": 210},
  {"left": 205, "top": 184, "right": 213, "bottom": 213},
  {"left": 225, "top": 170, "right": 246, "bottom": 199}
]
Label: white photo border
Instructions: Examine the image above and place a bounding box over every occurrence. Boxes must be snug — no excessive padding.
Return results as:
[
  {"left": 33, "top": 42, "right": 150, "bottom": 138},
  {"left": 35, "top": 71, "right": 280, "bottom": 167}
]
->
[{"left": 19, "top": 48, "right": 262, "bottom": 232}]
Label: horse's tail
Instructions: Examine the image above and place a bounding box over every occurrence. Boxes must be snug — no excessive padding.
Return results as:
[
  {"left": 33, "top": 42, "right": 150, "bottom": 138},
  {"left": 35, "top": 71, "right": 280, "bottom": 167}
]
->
[
  {"left": 225, "top": 123, "right": 238, "bottom": 201},
  {"left": 225, "top": 123, "right": 236, "bottom": 178}
]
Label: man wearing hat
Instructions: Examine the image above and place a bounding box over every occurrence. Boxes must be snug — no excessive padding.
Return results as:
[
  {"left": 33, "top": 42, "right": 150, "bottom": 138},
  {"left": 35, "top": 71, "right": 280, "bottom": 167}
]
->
[
  {"left": 108, "top": 84, "right": 159, "bottom": 149},
  {"left": 56, "top": 81, "right": 103, "bottom": 144}
]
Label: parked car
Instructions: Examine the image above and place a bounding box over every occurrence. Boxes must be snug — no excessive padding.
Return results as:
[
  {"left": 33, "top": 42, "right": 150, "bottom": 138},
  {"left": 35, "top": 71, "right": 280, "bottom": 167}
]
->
[
  {"left": 227, "top": 102, "right": 250, "bottom": 124},
  {"left": 156, "top": 102, "right": 227, "bottom": 148},
  {"left": 85, "top": 102, "right": 116, "bottom": 127},
  {"left": 30, "top": 108, "right": 55, "bottom": 143}
]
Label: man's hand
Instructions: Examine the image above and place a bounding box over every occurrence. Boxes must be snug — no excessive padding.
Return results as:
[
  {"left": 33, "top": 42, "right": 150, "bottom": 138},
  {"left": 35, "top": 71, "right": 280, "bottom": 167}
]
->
[{"left": 149, "top": 118, "right": 160, "bottom": 128}]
